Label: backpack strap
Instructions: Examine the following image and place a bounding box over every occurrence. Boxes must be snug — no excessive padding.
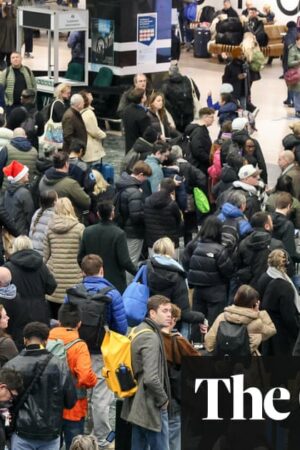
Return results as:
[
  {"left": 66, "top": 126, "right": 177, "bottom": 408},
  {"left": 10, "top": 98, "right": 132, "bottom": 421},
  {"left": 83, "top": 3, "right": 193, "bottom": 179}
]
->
[
  {"left": 64, "top": 338, "right": 83, "bottom": 351},
  {"left": 128, "top": 327, "right": 153, "bottom": 342}
]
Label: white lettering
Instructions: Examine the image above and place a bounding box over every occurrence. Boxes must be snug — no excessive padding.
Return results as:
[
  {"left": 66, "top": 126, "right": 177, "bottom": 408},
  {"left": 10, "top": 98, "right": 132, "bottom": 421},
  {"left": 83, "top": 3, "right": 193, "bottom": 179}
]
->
[{"left": 195, "top": 378, "right": 231, "bottom": 420}]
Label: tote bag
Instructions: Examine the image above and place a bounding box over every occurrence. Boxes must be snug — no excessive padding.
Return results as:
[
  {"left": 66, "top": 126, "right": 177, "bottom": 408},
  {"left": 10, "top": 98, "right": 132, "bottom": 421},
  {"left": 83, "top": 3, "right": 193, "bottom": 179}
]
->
[{"left": 43, "top": 100, "right": 64, "bottom": 146}]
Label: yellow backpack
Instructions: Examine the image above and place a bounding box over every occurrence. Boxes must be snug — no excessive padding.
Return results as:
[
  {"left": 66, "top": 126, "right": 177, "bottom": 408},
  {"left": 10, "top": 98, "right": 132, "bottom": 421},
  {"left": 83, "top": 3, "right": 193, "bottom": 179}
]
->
[{"left": 101, "top": 327, "right": 152, "bottom": 398}]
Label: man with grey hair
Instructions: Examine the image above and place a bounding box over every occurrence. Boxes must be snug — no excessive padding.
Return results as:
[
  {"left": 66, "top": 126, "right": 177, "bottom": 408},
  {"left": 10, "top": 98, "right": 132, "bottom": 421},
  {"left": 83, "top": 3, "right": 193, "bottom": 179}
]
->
[
  {"left": 117, "top": 73, "right": 149, "bottom": 118},
  {"left": 278, "top": 150, "right": 300, "bottom": 200},
  {"left": 62, "top": 93, "right": 87, "bottom": 153}
]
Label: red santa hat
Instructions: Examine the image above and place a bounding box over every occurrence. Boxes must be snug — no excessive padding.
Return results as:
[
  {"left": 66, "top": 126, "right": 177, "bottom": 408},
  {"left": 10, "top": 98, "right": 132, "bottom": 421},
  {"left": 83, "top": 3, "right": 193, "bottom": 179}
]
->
[{"left": 3, "top": 160, "right": 29, "bottom": 183}]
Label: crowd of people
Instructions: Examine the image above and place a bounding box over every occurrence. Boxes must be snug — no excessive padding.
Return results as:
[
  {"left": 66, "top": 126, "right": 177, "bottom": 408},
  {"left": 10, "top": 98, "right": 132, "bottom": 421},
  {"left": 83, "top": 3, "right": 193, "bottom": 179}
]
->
[{"left": 0, "top": 2, "right": 297, "bottom": 449}]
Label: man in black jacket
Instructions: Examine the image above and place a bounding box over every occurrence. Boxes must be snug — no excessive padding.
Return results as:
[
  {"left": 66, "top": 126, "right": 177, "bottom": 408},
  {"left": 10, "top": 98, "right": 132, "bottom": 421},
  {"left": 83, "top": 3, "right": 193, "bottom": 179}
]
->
[
  {"left": 185, "top": 107, "right": 215, "bottom": 177},
  {"left": 5, "top": 321, "right": 76, "bottom": 450},
  {"left": 222, "top": 0, "right": 239, "bottom": 18},
  {"left": 115, "top": 161, "right": 152, "bottom": 267},
  {"left": 236, "top": 212, "right": 285, "bottom": 290}
]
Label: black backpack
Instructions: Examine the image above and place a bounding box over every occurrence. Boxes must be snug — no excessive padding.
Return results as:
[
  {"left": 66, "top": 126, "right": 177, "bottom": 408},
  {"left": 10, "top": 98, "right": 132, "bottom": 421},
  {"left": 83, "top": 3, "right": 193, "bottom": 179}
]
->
[
  {"left": 221, "top": 216, "right": 243, "bottom": 252},
  {"left": 66, "top": 284, "right": 112, "bottom": 351},
  {"left": 215, "top": 321, "right": 251, "bottom": 357}
]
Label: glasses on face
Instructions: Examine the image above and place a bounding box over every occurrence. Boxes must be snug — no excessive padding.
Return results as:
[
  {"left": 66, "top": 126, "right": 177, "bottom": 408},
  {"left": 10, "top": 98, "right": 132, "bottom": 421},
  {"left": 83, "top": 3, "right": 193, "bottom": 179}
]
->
[
  {"left": 3, "top": 385, "right": 17, "bottom": 399},
  {"left": 246, "top": 144, "right": 255, "bottom": 148}
]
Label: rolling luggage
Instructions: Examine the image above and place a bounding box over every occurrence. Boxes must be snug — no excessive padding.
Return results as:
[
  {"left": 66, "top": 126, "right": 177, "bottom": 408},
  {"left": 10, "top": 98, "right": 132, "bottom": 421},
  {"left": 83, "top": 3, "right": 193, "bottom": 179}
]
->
[
  {"left": 94, "top": 161, "right": 115, "bottom": 184},
  {"left": 193, "top": 27, "right": 211, "bottom": 58}
]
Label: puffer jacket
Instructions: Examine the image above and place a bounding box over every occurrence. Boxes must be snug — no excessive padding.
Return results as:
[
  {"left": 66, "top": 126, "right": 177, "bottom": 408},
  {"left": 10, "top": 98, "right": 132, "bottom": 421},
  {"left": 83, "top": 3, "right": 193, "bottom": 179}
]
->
[
  {"left": 44, "top": 215, "right": 84, "bottom": 303},
  {"left": 205, "top": 305, "right": 276, "bottom": 355},
  {"left": 0, "top": 127, "right": 13, "bottom": 148},
  {"left": 2, "top": 138, "right": 38, "bottom": 190},
  {"left": 29, "top": 207, "right": 55, "bottom": 255},
  {"left": 115, "top": 172, "right": 145, "bottom": 239},
  {"left": 5, "top": 346, "right": 76, "bottom": 440},
  {"left": 144, "top": 190, "right": 182, "bottom": 248},
  {"left": 218, "top": 101, "right": 238, "bottom": 125},
  {"left": 218, "top": 202, "right": 252, "bottom": 238},
  {"left": 48, "top": 327, "right": 97, "bottom": 421},
  {"left": 148, "top": 254, "right": 204, "bottom": 325},
  {"left": 182, "top": 238, "right": 234, "bottom": 287},
  {"left": 4, "top": 182, "right": 35, "bottom": 235}
]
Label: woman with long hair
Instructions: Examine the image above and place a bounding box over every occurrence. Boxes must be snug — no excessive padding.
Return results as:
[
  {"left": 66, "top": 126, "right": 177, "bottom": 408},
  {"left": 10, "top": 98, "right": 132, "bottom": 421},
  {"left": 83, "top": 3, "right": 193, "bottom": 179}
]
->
[
  {"left": 147, "top": 91, "right": 176, "bottom": 139},
  {"left": 257, "top": 249, "right": 300, "bottom": 355},
  {"left": 43, "top": 197, "right": 84, "bottom": 319},
  {"left": 80, "top": 90, "right": 107, "bottom": 165},
  {"left": 29, "top": 190, "right": 57, "bottom": 255},
  {"left": 88, "top": 169, "right": 115, "bottom": 224}
]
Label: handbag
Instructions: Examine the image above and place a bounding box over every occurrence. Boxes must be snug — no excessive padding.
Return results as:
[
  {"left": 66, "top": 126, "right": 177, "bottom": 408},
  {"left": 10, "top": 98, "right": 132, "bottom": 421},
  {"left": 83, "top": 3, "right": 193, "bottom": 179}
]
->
[
  {"left": 43, "top": 100, "right": 64, "bottom": 145},
  {"left": 284, "top": 67, "right": 300, "bottom": 86}
]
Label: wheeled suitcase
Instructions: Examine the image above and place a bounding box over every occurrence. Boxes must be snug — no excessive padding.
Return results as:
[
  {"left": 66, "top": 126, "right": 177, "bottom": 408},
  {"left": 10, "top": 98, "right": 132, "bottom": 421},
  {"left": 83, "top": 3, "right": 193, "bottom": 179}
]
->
[
  {"left": 94, "top": 161, "right": 115, "bottom": 184},
  {"left": 193, "top": 27, "right": 211, "bottom": 58}
]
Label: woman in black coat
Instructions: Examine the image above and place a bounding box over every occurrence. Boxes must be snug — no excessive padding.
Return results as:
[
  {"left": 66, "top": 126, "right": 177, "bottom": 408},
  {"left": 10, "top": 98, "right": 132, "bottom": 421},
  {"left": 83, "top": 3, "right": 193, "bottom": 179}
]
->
[
  {"left": 147, "top": 237, "right": 205, "bottom": 337},
  {"left": 257, "top": 249, "right": 299, "bottom": 356},
  {"left": 182, "top": 216, "right": 234, "bottom": 326},
  {"left": 4, "top": 236, "right": 57, "bottom": 345}
]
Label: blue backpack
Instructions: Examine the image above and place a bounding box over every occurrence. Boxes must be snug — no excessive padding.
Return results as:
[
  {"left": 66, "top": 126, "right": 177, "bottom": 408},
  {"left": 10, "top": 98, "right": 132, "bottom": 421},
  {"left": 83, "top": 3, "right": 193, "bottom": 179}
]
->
[
  {"left": 123, "top": 264, "right": 149, "bottom": 326},
  {"left": 184, "top": 2, "right": 197, "bottom": 21}
]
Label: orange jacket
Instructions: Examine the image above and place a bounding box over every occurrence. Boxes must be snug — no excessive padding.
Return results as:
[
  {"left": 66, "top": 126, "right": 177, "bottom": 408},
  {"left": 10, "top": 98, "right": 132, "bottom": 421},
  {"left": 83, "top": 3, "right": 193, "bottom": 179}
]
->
[{"left": 48, "top": 327, "right": 97, "bottom": 421}]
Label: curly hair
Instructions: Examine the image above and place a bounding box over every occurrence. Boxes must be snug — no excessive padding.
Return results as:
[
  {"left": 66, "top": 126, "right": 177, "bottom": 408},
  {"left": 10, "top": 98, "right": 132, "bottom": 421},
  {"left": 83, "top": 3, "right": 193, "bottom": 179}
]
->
[{"left": 268, "top": 249, "right": 287, "bottom": 273}]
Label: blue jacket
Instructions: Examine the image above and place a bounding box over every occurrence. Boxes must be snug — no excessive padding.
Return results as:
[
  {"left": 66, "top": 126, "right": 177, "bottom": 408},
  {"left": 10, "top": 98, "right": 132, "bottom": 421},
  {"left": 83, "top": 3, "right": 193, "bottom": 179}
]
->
[
  {"left": 218, "top": 202, "right": 252, "bottom": 237},
  {"left": 65, "top": 276, "right": 127, "bottom": 336},
  {"left": 218, "top": 102, "right": 238, "bottom": 125},
  {"left": 145, "top": 155, "right": 164, "bottom": 193}
]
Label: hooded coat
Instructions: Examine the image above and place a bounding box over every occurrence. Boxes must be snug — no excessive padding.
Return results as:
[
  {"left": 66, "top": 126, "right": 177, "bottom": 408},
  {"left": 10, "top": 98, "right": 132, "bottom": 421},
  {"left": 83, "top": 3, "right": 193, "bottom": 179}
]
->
[
  {"left": 43, "top": 215, "right": 84, "bottom": 304},
  {"left": 39, "top": 167, "right": 91, "bottom": 213},
  {"left": 4, "top": 182, "right": 35, "bottom": 235},
  {"left": 205, "top": 305, "right": 276, "bottom": 355},
  {"left": 147, "top": 255, "right": 204, "bottom": 326},
  {"left": 236, "top": 228, "right": 283, "bottom": 289},
  {"left": 4, "top": 249, "right": 57, "bottom": 346},
  {"left": 144, "top": 190, "right": 182, "bottom": 248},
  {"left": 115, "top": 172, "right": 145, "bottom": 239}
]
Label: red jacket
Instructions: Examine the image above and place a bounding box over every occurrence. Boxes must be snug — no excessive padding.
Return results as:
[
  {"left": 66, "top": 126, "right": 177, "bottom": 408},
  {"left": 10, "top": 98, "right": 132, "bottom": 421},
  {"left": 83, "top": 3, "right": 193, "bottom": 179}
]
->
[{"left": 49, "top": 327, "right": 97, "bottom": 421}]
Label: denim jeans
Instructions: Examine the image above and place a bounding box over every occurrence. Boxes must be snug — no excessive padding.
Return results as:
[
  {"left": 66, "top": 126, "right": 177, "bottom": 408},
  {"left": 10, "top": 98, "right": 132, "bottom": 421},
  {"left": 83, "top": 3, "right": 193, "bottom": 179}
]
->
[
  {"left": 131, "top": 409, "right": 170, "bottom": 450},
  {"left": 168, "top": 413, "right": 181, "bottom": 450},
  {"left": 11, "top": 433, "right": 60, "bottom": 450},
  {"left": 62, "top": 418, "right": 84, "bottom": 450},
  {"left": 293, "top": 91, "right": 300, "bottom": 113}
]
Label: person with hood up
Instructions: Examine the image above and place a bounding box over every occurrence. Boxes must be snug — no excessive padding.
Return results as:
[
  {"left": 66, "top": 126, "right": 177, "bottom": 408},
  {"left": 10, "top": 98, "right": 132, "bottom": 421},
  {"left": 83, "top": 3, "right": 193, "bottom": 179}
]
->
[
  {"left": 161, "top": 64, "right": 199, "bottom": 132},
  {"left": 115, "top": 161, "right": 152, "bottom": 267},
  {"left": 183, "top": 216, "right": 234, "bottom": 326},
  {"left": 4, "top": 236, "right": 57, "bottom": 348},
  {"left": 144, "top": 178, "right": 182, "bottom": 257},
  {"left": 257, "top": 249, "right": 299, "bottom": 356},
  {"left": 43, "top": 197, "right": 84, "bottom": 319},
  {"left": 2, "top": 127, "right": 38, "bottom": 190},
  {"left": 148, "top": 237, "right": 205, "bottom": 337},
  {"left": 3, "top": 160, "right": 34, "bottom": 235},
  {"left": 221, "top": 117, "right": 267, "bottom": 183},
  {"left": 39, "top": 151, "right": 90, "bottom": 216},
  {"left": 205, "top": 284, "right": 276, "bottom": 355}
]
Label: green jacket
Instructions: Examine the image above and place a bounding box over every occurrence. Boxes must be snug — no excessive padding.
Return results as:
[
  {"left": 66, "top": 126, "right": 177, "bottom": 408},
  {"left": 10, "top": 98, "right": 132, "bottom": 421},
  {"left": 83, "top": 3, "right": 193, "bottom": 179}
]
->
[
  {"left": 0, "top": 65, "right": 36, "bottom": 106},
  {"left": 288, "top": 45, "right": 300, "bottom": 92}
]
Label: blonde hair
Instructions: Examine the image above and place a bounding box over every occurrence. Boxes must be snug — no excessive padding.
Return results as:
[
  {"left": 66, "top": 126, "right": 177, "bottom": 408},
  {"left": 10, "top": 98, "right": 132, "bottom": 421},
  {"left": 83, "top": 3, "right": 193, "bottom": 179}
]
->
[
  {"left": 70, "top": 435, "right": 99, "bottom": 450},
  {"left": 268, "top": 249, "right": 287, "bottom": 273},
  {"left": 152, "top": 237, "right": 175, "bottom": 258},
  {"left": 92, "top": 170, "right": 109, "bottom": 195},
  {"left": 12, "top": 235, "right": 33, "bottom": 254},
  {"left": 54, "top": 197, "right": 77, "bottom": 219},
  {"left": 54, "top": 83, "right": 71, "bottom": 99},
  {"left": 241, "top": 32, "right": 260, "bottom": 62},
  {"left": 171, "top": 304, "right": 181, "bottom": 321}
]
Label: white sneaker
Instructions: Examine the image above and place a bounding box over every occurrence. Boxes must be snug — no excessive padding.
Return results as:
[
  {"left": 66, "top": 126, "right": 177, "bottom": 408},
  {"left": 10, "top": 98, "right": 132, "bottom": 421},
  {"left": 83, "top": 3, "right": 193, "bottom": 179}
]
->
[{"left": 253, "top": 107, "right": 260, "bottom": 118}]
